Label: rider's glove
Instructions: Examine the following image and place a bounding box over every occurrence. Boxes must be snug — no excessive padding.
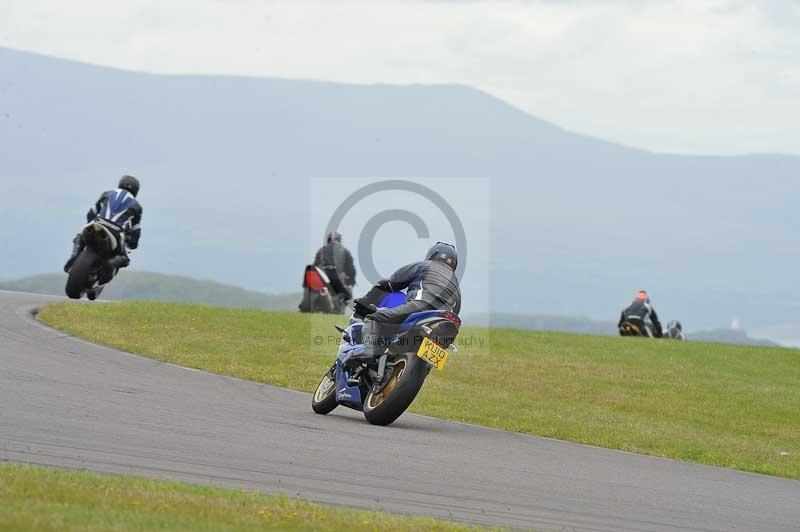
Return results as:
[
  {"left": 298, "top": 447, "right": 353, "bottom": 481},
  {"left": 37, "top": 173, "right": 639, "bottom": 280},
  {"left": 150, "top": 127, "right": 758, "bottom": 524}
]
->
[{"left": 353, "top": 298, "right": 377, "bottom": 318}]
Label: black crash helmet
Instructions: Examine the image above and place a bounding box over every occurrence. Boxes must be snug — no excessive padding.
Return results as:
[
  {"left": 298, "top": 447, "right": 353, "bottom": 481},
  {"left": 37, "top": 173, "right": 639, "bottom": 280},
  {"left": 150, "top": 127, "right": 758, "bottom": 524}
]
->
[
  {"left": 118, "top": 175, "right": 140, "bottom": 197},
  {"left": 425, "top": 242, "right": 458, "bottom": 270}
]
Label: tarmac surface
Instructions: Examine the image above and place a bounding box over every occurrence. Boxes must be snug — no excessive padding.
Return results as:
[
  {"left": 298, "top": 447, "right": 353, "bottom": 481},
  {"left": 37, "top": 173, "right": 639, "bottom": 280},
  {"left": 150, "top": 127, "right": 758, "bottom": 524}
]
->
[{"left": 2, "top": 290, "right": 799, "bottom": 531}]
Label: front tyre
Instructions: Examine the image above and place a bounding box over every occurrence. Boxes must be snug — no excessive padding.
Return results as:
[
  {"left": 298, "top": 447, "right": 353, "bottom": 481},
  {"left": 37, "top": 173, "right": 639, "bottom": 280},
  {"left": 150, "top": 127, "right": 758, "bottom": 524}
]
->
[
  {"left": 65, "top": 248, "right": 97, "bottom": 300},
  {"left": 363, "top": 353, "right": 428, "bottom": 426},
  {"left": 311, "top": 365, "right": 339, "bottom": 415}
]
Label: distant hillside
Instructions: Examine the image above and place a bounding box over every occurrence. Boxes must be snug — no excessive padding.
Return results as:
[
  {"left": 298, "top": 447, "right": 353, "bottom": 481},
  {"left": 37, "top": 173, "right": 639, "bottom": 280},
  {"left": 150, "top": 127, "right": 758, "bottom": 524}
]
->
[
  {"left": 470, "top": 313, "right": 617, "bottom": 336},
  {"left": 0, "top": 272, "right": 299, "bottom": 311},
  {"left": 689, "top": 329, "right": 780, "bottom": 348},
  {"left": 2, "top": 48, "right": 800, "bottom": 331},
  {"left": 471, "top": 312, "right": 786, "bottom": 348},
  {"left": 751, "top": 324, "right": 800, "bottom": 349}
]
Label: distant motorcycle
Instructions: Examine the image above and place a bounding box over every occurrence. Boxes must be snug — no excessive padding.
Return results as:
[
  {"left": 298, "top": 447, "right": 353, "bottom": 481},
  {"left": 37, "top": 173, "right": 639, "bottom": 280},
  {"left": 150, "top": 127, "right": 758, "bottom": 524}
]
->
[
  {"left": 312, "top": 292, "right": 461, "bottom": 426},
  {"left": 298, "top": 265, "right": 348, "bottom": 314},
  {"left": 65, "top": 219, "right": 128, "bottom": 300},
  {"left": 664, "top": 320, "right": 687, "bottom": 340}
]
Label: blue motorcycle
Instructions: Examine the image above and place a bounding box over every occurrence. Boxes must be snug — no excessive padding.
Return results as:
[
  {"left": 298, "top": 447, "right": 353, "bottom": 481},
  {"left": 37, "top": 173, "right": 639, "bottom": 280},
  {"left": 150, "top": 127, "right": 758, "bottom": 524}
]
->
[{"left": 312, "top": 292, "right": 461, "bottom": 426}]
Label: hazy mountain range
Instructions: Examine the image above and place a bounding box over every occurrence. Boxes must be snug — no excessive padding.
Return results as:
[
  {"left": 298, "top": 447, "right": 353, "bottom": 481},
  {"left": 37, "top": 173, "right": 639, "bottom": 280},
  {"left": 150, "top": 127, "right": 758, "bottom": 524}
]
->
[{"left": 2, "top": 47, "right": 798, "bottom": 341}]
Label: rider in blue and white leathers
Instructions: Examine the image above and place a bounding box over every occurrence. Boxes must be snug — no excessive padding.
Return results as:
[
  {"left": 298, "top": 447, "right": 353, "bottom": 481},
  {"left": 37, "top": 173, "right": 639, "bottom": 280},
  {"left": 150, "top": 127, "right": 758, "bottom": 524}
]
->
[{"left": 63, "top": 175, "right": 143, "bottom": 275}]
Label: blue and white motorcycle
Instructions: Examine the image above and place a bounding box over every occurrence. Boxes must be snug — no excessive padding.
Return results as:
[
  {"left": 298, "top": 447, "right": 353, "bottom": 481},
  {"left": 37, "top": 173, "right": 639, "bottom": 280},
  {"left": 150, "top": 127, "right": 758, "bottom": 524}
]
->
[{"left": 312, "top": 292, "right": 461, "bottom": 426}]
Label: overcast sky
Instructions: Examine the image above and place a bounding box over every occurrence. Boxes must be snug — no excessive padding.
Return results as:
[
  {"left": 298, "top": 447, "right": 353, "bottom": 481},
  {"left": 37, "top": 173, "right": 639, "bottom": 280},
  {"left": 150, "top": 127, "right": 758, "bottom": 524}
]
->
[{"left": 2, "top": 0, "right": 798, "bottom": 155}]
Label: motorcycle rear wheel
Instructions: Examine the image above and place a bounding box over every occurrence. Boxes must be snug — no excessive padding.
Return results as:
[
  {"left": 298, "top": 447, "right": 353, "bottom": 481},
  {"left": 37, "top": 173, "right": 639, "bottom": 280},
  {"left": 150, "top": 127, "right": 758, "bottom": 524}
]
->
[
  {"left": 311, "top": 293, "right": 335, "bottom": 314},
  {"left": 363, "top": 353, "right": 428, "bottom": 426},
  {"left": 311, "top": 365, "right": 338, "bottom": 415},
  {"left": 65, "top": 248, "right": 98, "bottom": 300}
]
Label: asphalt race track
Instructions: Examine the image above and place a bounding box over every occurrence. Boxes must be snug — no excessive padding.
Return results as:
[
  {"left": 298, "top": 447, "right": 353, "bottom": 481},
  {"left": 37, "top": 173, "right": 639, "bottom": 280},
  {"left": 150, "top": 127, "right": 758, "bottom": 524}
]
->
[{"left": 1, "top": 291, "right": 798, "bottom": 531}]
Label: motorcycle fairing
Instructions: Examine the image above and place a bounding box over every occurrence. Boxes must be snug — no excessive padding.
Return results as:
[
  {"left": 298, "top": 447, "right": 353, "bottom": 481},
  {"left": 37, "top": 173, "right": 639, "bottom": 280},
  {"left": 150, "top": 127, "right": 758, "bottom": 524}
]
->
[
  {"left": 334, "top": 320, "right": 366, "bottom": 409},
  {"left": 378, "top": 291, "right": 406, "bottom": 308},
  {"left": 303, "top": 265, "right": 331, "bottom": 294},
  {"left": 374, "top": 292, "right": 459, "bottom": 332},
  {"left": 399, "top": 310, "right": 454, "bottom": 332},
  {"left": 334, "top": 361, "right": 363, "bottom": 409}
]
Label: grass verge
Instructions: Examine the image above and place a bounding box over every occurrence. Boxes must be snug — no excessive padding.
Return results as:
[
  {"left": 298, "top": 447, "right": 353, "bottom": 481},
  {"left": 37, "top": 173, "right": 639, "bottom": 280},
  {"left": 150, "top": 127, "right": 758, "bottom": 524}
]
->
[
  {"left": 0, "top": 464, "right": 488, "bottom": 531},
  {"left": 39, "top": 301, "right": 800, "bottom": 479}
]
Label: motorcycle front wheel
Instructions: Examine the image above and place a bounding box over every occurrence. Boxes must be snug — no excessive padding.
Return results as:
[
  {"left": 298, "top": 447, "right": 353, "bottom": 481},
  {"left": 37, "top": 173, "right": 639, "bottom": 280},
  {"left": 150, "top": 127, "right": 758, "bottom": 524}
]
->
[
  {"left": 65, "top": 248, "right": 98, "bottom": 300},
  {"left": 311, "top": 365, "right": 339, "bottom": 415},
  {"left": 363, "top": 353, "right": 428, "bottom": 426}
]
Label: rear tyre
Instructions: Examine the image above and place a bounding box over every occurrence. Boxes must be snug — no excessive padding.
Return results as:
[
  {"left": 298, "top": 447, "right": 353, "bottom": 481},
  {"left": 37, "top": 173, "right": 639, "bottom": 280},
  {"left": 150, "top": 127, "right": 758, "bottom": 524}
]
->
[
  {"left": 363, "top": 353, "right": 428, "bottom": 426},
  {"left": 311, "top": 293, "right": 335, "bottom": 314},
  {"left": 311, "top": 365, "right": 339, "bottom": 415},
  {"left": 65, "top": 248, "right": 97, "bottom": 300}
]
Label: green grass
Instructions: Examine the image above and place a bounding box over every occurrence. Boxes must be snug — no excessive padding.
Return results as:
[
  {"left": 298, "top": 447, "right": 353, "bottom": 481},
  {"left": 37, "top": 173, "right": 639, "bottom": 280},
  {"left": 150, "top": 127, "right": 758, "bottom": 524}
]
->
[
  {"left": 0, "top": 464, "right": 487, "bottom": 531},
  {"left": 39, "top": 301, "right": 800, "bottom": 479}
]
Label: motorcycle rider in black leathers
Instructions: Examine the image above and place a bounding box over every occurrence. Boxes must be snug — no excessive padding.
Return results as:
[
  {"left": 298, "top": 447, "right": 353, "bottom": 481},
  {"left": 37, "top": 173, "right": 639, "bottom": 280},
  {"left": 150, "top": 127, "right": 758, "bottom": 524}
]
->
[
  {"left": 63, "top": 175, "right": 143, "bottom": 282},
  {"left": 618, "top": 290, "right": 663, "bottom": 338},
  {"left": 313, "top": 231, "right": 356, "bottom": 301},
  {"left": 355, "top": 242, "right": 461, "bottom": 358}
]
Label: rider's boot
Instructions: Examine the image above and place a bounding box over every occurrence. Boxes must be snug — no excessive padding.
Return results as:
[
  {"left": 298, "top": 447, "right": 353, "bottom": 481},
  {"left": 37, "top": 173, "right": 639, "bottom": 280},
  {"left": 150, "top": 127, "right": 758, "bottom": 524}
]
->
[
  {"left": 107, "top": 255, "right": 130, "bottom": 270},
  {"left": 86, "top": 286, "right": 104, "bottom": 301},
  {"left": 362, "top": 318, "right": 380, "bottom": 359},
  {"left": 63, "top": 234, "right": 83, "bottom": 273}
]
